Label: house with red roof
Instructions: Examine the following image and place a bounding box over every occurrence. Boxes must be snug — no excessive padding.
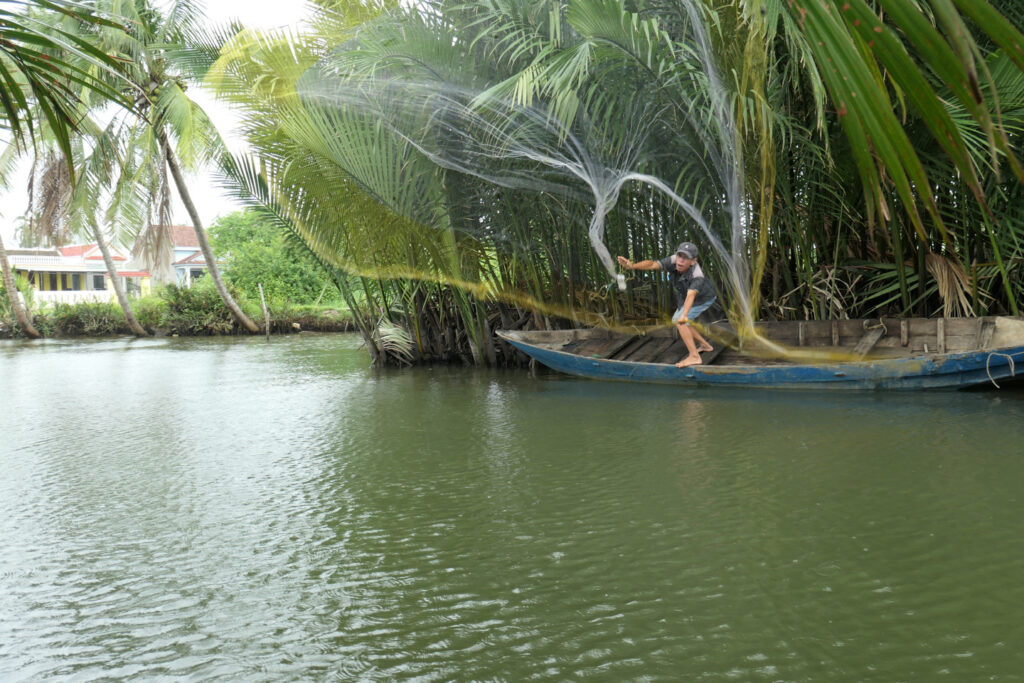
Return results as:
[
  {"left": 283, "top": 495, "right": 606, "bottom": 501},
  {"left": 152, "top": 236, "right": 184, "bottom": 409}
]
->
[
  {"left": 8, "top": 225, "right": 217, "bottom": 305},
  {"left": 7, "top": 243, "right": 152, "bottom": 305}
]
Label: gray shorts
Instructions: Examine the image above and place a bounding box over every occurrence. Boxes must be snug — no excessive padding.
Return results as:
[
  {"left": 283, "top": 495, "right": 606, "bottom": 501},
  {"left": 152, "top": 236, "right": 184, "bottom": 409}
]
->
[{"left": 672, "top": 297, "right": 716, "bottom": 323}]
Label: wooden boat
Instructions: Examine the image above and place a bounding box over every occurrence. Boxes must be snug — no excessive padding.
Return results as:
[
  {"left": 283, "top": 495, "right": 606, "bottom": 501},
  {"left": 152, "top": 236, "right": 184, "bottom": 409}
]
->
[{"left": 497, "top": 316, "right": 1024, "bottom": 390}]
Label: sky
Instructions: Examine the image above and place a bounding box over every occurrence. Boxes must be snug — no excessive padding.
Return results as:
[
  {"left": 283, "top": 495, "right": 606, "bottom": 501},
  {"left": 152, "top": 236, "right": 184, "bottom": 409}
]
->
[{"left": 0, "top": 0, "right": 314, "bottom": 245}]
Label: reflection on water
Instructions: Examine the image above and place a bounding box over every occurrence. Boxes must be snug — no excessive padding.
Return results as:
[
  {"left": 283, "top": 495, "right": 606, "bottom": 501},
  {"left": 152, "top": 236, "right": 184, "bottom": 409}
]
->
[{"left": 2, "top": 334, "right": 1024, "bottom": 680}]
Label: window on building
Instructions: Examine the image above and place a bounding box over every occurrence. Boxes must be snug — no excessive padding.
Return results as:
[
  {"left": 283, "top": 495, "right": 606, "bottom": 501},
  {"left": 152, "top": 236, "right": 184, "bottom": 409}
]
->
[
  {"left": 72, "top": 274, "right": 81, "bottom": 290},
  {"left": 93, "top": 274, "right": 106, "bottom": 290}
]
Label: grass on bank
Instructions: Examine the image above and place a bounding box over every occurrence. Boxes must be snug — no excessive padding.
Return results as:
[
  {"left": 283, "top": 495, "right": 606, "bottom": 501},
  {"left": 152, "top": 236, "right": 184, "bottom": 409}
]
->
[{"left": 0, "top": 277, "right": 354, "bottom": 338}]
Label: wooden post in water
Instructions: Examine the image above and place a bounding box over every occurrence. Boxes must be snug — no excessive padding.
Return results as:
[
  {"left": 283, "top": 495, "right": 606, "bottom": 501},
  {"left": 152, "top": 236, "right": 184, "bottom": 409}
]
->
[{"left": 258, "top": 283, "right": 270, "bottom": 341}]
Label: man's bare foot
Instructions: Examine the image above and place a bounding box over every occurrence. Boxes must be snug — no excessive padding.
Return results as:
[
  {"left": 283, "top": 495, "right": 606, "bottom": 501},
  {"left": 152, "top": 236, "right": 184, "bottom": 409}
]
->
[
  {"left": 675, "top": 356, "right": 702, "bottom": 368},
  {"left": 698, "top": 343, "right": 714, "bottom": 353}
]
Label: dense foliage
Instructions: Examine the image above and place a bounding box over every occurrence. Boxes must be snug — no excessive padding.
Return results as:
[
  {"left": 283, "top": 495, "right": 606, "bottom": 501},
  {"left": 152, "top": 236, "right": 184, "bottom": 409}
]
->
[
  {"left": 209, "top": 210, "right": 341, "bottom": 306},
  {"left": 208, "top": 0, "right": 1024, "bottom": 364}
]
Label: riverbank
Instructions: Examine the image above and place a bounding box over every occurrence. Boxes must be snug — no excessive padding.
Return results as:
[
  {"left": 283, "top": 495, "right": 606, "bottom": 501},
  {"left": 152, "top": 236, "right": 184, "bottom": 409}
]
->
[{"left": 0, "top": 298, "right": 355, "bottom": 339}]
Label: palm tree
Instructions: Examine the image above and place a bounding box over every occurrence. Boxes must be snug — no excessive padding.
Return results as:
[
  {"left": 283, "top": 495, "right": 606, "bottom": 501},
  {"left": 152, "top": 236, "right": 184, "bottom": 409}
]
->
[
  {"left": 70, "top": 121, "right": 154, "bottom": 336},
  {"left": 208, "top": 5, "right": 425, "bottom": 361},
  {"left": 83, "top": 0, "right": 260, "bottom": 332}
]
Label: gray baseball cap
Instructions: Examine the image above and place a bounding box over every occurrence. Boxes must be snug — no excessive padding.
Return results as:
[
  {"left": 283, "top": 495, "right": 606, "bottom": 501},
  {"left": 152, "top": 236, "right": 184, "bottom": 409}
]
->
[{"left": 676, "top": 242, "right": 698, "bottom": 259}]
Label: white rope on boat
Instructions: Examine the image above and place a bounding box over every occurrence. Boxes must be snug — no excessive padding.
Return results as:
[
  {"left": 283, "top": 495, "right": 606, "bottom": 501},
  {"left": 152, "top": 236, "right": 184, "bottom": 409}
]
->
[{"left": 986, "top": 351, "right": 1018, "bottom": 389}]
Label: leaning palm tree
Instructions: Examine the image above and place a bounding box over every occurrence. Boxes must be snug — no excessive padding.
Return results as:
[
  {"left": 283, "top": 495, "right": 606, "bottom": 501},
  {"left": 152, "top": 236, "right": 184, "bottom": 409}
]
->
[
  {"left": 212, "top": 18, "right": 503, "bottom": 361},
  {"left": 207, "top": 6, "right": 432, "bottom": 361},
  {"left": 80, "top": 0, "right": 260, "bottom": 332},
  {"left": 68, "top": 121, "right": 154, "bottom": 336}
]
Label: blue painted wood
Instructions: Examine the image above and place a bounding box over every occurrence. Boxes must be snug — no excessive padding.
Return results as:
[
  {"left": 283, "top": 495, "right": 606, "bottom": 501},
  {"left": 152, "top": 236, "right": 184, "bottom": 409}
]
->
[{"left": 503, "top": 336, "right": 1024, "bottom": 390}]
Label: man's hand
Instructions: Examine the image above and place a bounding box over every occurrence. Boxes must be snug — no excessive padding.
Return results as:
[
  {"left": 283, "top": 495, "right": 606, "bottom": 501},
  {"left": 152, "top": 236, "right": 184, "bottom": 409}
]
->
[{"left": 616, "top": 255, "right": 633, "bottom": 270}]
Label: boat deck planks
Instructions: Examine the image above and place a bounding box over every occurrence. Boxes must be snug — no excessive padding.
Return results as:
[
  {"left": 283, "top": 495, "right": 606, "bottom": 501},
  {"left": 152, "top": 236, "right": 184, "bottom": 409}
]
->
[
  {"left": 597, "top": 334, "right": 639, "bottom": 359},
  {"left": 628, "top": 337, "right": 679, "bottom": 363},
  {"left": 610, "top": 334, "right": 657, "bottom": 360}
]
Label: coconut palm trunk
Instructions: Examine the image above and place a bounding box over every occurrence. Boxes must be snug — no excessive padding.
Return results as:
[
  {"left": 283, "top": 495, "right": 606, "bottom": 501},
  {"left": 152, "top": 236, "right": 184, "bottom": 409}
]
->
[
  {"left": 0, "top": 235, "right": 41, "bottom": 338},
  {"left": 160, "top": 131, "right": 260, "bottom": 333},
  {"left": 91, "top": 221, "right": 149, "bottom": 336}
]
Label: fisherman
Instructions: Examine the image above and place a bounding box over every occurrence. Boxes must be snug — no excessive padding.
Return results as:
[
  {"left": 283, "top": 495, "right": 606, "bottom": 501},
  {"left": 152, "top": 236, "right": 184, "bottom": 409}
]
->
[{"left": 616, "top": 241, "right": 718, "bottom": 368}]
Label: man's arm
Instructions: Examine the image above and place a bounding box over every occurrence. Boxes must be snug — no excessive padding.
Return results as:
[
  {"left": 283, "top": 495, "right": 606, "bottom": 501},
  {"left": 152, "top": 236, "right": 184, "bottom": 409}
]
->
[
  {"left": 617, "top": 255, "right": 663, "bottom": 271},
  {"left": 678, "top": 289, "right": 698, "bottom": 322}
]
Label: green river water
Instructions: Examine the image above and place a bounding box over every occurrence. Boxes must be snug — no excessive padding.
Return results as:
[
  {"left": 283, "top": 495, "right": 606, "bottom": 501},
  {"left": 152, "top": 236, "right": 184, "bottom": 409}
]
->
[{"left": 2, "top": 333, "right": 1024, "bottom": 680}]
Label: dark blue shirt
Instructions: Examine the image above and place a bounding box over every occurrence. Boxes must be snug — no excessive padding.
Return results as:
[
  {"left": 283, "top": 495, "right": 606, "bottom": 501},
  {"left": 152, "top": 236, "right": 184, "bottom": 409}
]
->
[{"left": 657, "top": 255, "right": 717, "bottom": 308}]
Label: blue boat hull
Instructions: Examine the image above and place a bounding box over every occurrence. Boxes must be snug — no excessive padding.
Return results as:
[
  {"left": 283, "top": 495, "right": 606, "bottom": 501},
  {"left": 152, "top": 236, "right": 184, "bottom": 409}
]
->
[{"left": 502, "top": 337, "right": 1024, "bottom": 390}]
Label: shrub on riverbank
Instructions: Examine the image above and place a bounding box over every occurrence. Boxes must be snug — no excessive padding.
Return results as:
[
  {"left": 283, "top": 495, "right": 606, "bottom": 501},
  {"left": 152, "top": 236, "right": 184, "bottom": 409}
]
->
[
  {"left": 0, "top": 279, "right": 354, "bottom": 339},
  {"left": 40, "top": 302, "right": 133, "bottom": 336},
  {"left": 157, "top": 279, "right": 240, "bottom": 335}
]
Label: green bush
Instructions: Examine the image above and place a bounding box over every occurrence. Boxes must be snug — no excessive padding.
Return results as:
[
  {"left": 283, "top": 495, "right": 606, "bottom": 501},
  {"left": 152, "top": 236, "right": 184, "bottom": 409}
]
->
[
  {"left": 158, "top": 277, "right": 239, "bottom": 335},
  {"left": 209, "top": 210, "right": 342, "bottom": 306},
  {"left": 3, "top": 276, "right": 352, "bottom": 338},
  {"left": 132, "top": 295, "right": 168, "bottom": 329},
  {"left": 47, "top": 301, "right": 130, "bottom": 336}
]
